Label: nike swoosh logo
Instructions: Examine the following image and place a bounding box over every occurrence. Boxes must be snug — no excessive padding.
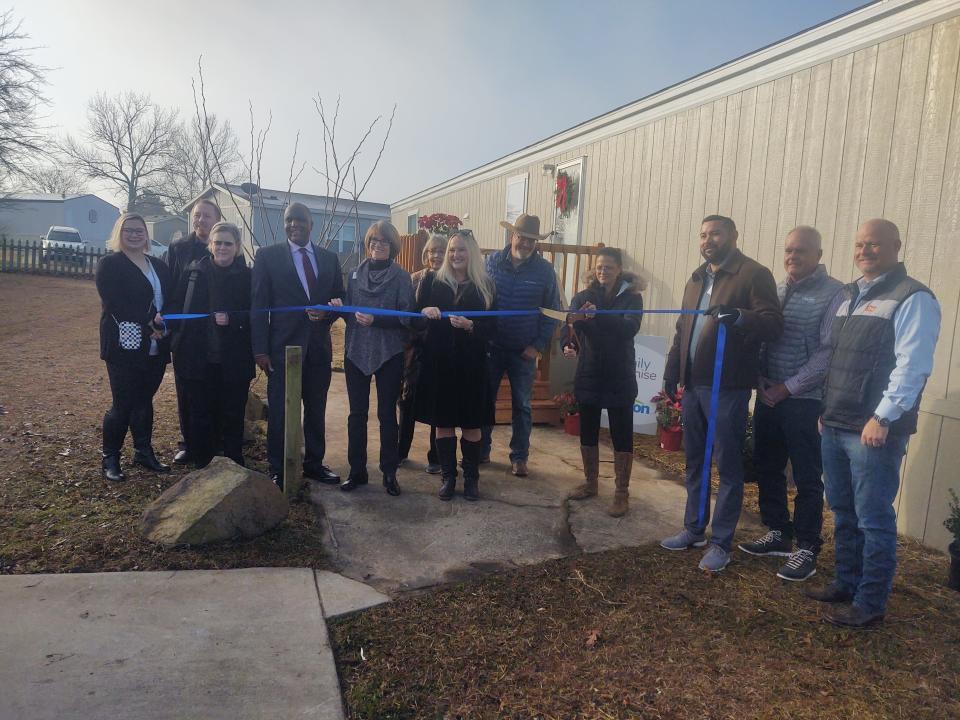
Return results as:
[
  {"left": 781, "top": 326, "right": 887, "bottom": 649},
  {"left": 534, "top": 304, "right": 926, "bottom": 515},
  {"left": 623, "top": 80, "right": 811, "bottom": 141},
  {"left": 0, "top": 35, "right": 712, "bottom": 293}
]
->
[{"left": 718, "top": 314, "right": 733, "bottom": 319}]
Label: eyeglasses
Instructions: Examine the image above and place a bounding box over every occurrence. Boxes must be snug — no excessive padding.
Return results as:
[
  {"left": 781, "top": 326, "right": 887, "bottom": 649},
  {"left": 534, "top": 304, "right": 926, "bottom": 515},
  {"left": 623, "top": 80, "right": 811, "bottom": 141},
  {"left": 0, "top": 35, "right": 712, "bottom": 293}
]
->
[
  {"left": 121, "top": 227, "right": 146, "bottom": 237},
  {"left": 455, "top": 229, "right": 475, "bottom": 239},
  {"left": 369, "top": 237, "right": 391, "bottom": 248}
]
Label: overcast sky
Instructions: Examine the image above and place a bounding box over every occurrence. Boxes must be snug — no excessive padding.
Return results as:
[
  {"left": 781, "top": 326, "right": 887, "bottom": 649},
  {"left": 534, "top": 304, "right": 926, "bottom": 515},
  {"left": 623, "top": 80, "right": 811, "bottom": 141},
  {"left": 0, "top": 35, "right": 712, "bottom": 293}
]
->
[{"left": 17, "top": 0, "right": 867, "bottom": 207}]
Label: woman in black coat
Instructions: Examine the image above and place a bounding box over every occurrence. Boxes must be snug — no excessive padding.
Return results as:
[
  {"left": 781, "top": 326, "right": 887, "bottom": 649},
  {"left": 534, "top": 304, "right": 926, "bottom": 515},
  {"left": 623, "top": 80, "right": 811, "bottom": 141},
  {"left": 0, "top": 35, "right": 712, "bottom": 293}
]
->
[
  {"left": 95, "top": 212, "right": 173, "bottom": 482},
  {"left": 170, "top": 222, "right": 254, "bottom": 468},
  {"left": 562, "top": 247, "right": 644, "bottom": 517},
  {"left": 415, "top": 229, "right": 497, "bottom": 501}
]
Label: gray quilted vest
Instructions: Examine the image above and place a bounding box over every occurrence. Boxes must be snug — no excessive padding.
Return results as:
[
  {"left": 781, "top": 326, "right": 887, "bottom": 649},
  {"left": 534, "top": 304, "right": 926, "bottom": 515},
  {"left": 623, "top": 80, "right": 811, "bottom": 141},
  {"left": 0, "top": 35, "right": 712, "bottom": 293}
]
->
[
  {"left": 822, "top": 263, "right": 933, "bottom": 436},
  {"left": 761, "top": 265, "right": 843, "bottom": 401}
]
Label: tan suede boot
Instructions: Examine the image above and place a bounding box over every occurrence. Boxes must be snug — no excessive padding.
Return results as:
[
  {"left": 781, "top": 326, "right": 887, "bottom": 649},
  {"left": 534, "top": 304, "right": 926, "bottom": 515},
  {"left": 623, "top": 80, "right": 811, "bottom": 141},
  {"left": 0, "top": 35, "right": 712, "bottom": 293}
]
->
[
  {"left": 569, "top": 446, "right": 600, "bottom": 499},
  {"left": 608, "top": 451, "right": 633, "bottom": 517}
]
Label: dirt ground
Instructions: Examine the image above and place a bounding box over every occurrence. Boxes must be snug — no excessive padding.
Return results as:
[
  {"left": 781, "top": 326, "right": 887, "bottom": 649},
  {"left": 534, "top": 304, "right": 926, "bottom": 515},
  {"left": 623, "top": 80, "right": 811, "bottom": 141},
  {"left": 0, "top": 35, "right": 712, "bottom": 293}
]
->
[{"left": 0, "top": 273, "right": 326, "bottom": 573}]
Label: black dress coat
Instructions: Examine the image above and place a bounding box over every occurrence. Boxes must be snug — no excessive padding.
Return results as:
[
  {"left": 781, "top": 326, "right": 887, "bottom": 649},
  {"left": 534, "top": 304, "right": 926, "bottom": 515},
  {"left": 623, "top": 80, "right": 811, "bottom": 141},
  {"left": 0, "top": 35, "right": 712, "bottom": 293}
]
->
[
  {"left": 413, "top": 272, "right": 496, "bottom": 429},
  {"left": 564, "top": 273, "right": 644, "bottom": 408},
  {"left": 169, "top": 255, "right": 255, "bottom": 383},
  {"left": 95, "top": 252, "right": 172, "bottom": 365}
]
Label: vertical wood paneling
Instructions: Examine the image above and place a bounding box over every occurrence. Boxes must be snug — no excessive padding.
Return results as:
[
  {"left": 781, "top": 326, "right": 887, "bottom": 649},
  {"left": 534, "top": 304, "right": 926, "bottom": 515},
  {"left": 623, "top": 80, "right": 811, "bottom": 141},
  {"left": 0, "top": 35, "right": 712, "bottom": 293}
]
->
[
  {"left": 776, "top": 70, "right": 811, "bottom": 257},
  {"left": 743, "top": 82, "right": 773, "bottom": 259},
  {"left": 797, "top": 61, "right": 832, "bottom": 225},
  {"left": 676, "top": 109, "right": 702, "bottom": 302},
  {"left": 859, "top": 36, "right": 904, "bottom": 220},
  {"left": 815, "top": 54, "right": 854, "bottom": 272},
  {"left": 717, "top": 93, "right": 741, "bottom": 215},
  {"left": 928, "top": 27, "right": 960, "bottom": 402},
  {"left": 759, "top": 76, "right": 792, "bottom": 269},
  {"left": 652, "top": 116, "right": 677, "bottom": 335},
  {"left": 906, "top": 16, "right": 960, "bottom": 285},
  {"left": 896, "top": 411, "right": 941, "bottom": 536},
  {"left": 625, "top": 127, "right": 645, "bottom": 263},
  {"left": 662, "top": 113, "right": 689, "bottom": 327},
  {"left": 704, "top": 97, "right": 727, "bottom": 216},
  {"left": 642, "top": 119, "right": 665, "bottom": 329},
  {"left": 831, "top": 46, "right": 878, "bottom": 278},
  {"left": 689, "top": 104, "right": 714, "bottom": 262},
  {"left": 731, "top": 87, "right": 757, "bottom": 236}
]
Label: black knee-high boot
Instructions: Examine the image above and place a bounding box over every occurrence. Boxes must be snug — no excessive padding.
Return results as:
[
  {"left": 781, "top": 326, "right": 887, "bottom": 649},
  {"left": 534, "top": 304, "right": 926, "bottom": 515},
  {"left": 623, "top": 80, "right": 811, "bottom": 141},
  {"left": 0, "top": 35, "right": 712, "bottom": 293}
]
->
[
  {"left": 460, "top": 437, "right": 481, "bottom": 501},
  {"left": 436, "top": 436, "right": 458, "bottom": 501}
]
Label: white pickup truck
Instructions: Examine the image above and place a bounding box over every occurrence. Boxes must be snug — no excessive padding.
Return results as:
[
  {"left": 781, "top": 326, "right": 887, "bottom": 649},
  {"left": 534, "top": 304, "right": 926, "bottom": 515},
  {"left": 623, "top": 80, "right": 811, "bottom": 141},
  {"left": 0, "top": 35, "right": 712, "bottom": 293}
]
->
[{"left": 41, "top": 226, "right": 85, "bottom": 261}]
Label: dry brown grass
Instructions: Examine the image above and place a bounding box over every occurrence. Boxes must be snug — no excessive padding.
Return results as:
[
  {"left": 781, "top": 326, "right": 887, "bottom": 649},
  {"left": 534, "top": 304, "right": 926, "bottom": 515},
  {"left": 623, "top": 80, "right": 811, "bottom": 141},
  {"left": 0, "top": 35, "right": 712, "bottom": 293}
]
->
[{"left": 0, "top": 274, "right": 327, "bottom": 573}]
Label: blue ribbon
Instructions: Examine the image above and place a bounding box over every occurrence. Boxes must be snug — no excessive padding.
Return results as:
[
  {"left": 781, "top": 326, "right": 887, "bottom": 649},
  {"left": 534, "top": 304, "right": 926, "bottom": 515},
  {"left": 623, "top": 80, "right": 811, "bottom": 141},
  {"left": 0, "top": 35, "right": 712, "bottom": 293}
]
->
[
  {"left": 162, "top": 302, "right": 727, "bottom": 527},
  {"left": 697, "top": 323, "right": 726, "bottom": 527}
]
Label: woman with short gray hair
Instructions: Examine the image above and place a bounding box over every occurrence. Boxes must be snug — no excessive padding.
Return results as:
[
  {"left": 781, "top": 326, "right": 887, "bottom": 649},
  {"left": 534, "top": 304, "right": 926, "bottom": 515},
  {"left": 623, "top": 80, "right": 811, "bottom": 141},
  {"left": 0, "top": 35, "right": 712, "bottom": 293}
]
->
[{"left": 340, "top": 221, "right": 414, "bottom": 496}]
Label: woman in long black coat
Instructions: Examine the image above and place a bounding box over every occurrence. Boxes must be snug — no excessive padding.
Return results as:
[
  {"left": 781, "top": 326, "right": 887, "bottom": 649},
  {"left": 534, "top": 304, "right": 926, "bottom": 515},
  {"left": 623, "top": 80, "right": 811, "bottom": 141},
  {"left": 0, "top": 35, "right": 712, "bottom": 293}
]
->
[
  {"left": 415, "top": 229, "right": 496, "bottom": 501},
  {"left": 95, "top": 212, "right": 173, "bottom": 481},
  {"left": 170, "top": 222, "right": 254, "bottom": 468},
  {"left": 562, "top": 247, "right": 644, "bottom": 517}
]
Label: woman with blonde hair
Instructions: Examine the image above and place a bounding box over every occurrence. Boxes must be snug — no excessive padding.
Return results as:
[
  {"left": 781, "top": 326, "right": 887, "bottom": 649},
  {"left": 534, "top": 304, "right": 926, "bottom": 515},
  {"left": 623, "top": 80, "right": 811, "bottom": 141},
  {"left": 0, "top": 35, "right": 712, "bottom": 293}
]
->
[
  {"left": 340, "top": 220, "right": 415, "bottom": 496},
  {"left": 398, "top": 233, "right": 447, "bottom": 472},
  {"left": 415, "top": 229, "right": 497, "bottom": 501},
  {"left": 95, "top": 213, "right": 173, "bottom": 481}
]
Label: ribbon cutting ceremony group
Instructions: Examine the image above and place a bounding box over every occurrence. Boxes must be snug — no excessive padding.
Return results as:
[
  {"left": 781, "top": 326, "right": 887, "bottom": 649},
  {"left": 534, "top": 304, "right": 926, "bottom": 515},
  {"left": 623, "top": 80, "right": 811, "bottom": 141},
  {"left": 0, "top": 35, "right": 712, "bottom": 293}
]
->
[{"left": 96, "top": 199, "right": 940, "bottom": 629}]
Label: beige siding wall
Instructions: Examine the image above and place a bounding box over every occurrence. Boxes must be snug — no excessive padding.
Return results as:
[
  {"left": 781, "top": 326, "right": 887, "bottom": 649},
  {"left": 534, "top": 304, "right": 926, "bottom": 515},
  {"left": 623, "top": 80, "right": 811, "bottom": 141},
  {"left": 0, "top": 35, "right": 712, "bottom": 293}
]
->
[{"left": 392, "top": 16, "right": 960, "bottom": 551}]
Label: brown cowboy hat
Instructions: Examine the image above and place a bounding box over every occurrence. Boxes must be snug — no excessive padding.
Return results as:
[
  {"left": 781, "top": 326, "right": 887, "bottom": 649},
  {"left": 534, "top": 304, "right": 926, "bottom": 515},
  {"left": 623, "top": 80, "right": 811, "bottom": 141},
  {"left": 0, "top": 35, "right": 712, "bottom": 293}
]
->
[{"left": 499, "top": 213, "right": 552, "bottom": 241}]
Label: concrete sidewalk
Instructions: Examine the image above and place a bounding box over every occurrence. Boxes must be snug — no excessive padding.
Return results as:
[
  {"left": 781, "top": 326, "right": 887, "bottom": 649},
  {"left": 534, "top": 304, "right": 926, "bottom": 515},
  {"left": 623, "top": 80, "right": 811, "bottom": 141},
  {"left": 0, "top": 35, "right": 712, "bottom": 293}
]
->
[
  {"left": 314, "top": 375, "right": 693, "bottom": 593},
  {"left": 0, "top": 568, "right": 387, "bottom": 720}
]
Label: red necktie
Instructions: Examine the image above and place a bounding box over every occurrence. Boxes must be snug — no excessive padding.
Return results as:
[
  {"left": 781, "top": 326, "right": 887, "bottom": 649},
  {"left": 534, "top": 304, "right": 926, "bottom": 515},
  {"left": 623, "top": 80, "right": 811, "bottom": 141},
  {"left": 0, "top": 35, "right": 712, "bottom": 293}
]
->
[{"left": 300, "top": 247, "right": 318, "bottom": 299}]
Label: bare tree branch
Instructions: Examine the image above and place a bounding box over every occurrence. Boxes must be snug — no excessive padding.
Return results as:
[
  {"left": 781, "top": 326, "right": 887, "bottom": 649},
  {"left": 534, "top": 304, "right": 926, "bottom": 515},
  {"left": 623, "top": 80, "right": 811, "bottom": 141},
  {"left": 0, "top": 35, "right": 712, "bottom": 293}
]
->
[
  {"left": 15, "top": 161, "right": 87, "bottom": 196},
  {"left": 61, "top": 91, "right": 178, "bottom": 211}
]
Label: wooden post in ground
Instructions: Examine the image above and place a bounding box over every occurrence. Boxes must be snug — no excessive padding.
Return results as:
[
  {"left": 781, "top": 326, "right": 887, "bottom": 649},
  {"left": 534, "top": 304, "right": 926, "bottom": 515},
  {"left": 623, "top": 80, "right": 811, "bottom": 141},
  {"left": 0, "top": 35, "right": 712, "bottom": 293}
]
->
[{"left": 283, "top": 345, "right": 303, "bottom": 500}]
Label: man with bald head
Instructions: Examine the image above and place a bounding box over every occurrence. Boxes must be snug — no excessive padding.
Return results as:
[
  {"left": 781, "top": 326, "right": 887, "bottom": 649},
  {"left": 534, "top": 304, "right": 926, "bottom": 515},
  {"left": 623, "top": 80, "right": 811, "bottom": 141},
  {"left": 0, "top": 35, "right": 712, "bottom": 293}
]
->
[
  {"left": 251, "top": 202, "right": 344, "bottom": 489},
  {"left": 806, "top": 218, "right": 940, "bottom": 628},
  {"left": 738, "top": 226, "right": 843, "bottom": 582}
]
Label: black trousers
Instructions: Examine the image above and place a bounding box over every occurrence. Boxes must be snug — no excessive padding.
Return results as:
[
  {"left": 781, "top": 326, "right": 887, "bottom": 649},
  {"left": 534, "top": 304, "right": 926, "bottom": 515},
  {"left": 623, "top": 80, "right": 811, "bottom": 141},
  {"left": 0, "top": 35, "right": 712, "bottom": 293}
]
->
[
  {"left": 103, "top": 358, "right": 166, "bottom": 455},
  {"left": 345, "top": 354, "right": 404, "bottom": 477},
  {"left": 579, "top": 403, "right": 634, "bottom": 452},
  {"left": 182, "top": 365, "right": 250, "bottom": 467},
  {"left": 266, "top": 356, "right": 332, "bottom": 476},
  {"left": 753, "top": 397, "right": 825, "bottom": 552},
  {"left": 173, "top": 371, "right": 189, "bottom": 452}
]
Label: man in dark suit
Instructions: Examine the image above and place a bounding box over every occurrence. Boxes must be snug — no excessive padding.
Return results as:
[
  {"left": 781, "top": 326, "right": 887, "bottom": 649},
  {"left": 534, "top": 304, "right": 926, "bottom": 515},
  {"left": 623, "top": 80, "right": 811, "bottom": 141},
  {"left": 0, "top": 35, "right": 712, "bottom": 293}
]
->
[{"left": 251, "top": 202, "right": 344, "bottom": 488}]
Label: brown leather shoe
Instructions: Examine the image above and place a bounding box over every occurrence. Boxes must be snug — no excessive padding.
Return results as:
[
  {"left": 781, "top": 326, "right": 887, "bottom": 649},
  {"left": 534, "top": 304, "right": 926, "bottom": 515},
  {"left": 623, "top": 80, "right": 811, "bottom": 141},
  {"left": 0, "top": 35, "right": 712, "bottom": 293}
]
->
[
  {"left": 511, "top": 460, "right": 529, "bottom": 477},
  {"left": 825, "top": 604, "right": 884, "bottom": 628},
  {"left": 804, "top": 583, "right": 854, "bottom": 603},
  {"left": 569, "top": 446, "right": 599, "bottom": 500},
  {"left": 608, "top": 451, "right": 633, "bottom": 517}
]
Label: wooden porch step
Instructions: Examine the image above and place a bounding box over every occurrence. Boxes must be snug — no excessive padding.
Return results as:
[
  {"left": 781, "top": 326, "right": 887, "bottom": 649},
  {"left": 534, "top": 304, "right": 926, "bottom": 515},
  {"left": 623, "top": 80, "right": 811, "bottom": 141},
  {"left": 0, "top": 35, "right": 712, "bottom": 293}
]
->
[{"left": 494, "top": 379, "right": 560, "bottom": 425}]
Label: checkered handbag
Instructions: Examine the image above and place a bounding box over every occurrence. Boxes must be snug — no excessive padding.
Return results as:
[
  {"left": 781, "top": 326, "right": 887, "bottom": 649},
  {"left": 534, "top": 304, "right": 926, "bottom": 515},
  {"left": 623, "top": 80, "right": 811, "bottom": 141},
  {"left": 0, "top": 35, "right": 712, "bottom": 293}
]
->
[{"left": 112, "top": 316, "right": 143, "bottom": 351}]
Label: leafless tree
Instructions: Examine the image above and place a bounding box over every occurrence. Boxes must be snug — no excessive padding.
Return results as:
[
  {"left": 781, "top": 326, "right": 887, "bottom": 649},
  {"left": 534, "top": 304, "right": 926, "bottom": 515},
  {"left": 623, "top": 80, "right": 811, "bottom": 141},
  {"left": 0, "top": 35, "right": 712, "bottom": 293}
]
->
[
  {"left": 150, "top": 112, "right": 242, "bottom": 214},
  {"left": 16, "top": 161, "right": 87, "bottom": 196},
  {"left": 61, "top": 91, "right": 178, "bottom": 211},
  {"left": 191, "top": 58, "right": 394, "bottom": 262},
  {"left": 0, "top": 10, "right": 49, "bottom": 184}
]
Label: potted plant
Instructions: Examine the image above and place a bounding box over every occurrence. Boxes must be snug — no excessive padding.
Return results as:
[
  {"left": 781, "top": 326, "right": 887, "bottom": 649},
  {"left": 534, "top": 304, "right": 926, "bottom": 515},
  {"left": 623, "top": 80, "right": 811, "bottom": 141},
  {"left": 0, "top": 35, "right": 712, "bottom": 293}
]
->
[
  {"left": 418, "top": 213, "right": 462, "bottom": 236},
  {"left": 651, "top": 388, "right": 684, "bottom": 451},
  {"left": 554, "top": 391, "right": 580, "bottom": 436},
  {"left": 945, "top": 488, "right": 960, "bottom": 591}
]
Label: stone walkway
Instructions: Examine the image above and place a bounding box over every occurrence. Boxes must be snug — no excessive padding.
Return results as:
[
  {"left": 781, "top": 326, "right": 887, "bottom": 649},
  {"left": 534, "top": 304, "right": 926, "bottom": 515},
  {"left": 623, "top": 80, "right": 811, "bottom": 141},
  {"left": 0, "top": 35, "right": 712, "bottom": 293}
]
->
[{"left": 313, "top": 376, "right": 690, "bottom": 593}]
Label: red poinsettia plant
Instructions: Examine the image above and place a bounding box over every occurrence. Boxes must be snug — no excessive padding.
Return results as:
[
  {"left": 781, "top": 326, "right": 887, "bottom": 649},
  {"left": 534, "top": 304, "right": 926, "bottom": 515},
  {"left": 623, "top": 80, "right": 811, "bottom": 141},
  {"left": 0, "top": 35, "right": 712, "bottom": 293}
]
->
[
  {"left": 418, "top": 213, "right": 462, "bottom": 235},
  {"left": 553, "top": 391, "right": 579, "bottom": 418},
  {"left": 651, "top": 387, "right": 684, "bottom": 431}
]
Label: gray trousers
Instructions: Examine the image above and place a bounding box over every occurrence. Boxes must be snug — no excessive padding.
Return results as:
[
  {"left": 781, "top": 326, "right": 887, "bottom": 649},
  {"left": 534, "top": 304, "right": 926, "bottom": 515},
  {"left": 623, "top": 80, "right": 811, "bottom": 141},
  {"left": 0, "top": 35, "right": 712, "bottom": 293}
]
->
[{"left": 682, "top": 386, "right": 750, "bottom": 551}]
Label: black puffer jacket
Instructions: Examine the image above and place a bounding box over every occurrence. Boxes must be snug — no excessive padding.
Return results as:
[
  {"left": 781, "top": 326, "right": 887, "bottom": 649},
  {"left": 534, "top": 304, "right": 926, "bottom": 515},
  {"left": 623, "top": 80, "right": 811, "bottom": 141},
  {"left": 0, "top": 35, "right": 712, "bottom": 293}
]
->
[{"left": 564, "top": 273, "right": 645, "bottom": 408}]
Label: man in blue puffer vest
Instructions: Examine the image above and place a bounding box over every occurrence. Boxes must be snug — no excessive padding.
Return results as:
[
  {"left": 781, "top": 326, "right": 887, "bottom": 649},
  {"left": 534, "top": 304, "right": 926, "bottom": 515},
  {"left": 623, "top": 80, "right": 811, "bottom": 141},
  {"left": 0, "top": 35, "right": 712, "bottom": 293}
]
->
[
  {"left": 481, "top": 214, "right": 562, "bottom": 477},
  {"left": 738, "top": 226, "right": 844, "bottom": 582}
]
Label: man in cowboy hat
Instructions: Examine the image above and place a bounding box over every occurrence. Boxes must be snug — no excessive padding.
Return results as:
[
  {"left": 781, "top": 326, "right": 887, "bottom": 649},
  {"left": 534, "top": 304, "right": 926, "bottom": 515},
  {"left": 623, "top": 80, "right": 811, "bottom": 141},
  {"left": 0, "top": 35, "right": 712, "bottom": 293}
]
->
[{"left": 481, "top": 214, "right": 562, "bottom": 477}]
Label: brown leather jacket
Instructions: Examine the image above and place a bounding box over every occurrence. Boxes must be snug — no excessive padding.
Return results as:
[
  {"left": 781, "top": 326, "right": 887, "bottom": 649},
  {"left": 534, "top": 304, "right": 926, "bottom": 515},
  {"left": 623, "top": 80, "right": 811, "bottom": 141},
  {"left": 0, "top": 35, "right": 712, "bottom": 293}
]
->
[{"left": 665, "top": 249, "right": 783, "bottom": 389}]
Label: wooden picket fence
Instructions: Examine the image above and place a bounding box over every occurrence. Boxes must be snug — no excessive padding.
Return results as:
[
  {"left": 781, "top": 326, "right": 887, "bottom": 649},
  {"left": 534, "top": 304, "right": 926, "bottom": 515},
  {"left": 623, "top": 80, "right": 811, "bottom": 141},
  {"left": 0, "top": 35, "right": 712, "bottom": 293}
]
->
[{"left": 0, "top": 238, "right": 107, "bottom": 278}]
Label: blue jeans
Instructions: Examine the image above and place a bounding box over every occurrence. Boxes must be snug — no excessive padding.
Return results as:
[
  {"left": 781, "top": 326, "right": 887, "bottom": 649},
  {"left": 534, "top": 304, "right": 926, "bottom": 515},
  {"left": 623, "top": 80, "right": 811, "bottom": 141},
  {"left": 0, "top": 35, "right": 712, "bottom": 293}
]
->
[
  {"left": 682, "top": 386, "right": 751, "bottom": 552},
  {"left": 481, "top": 347, "right": 536, "bottom": 463},
  {"left": 821, "top": 425, "right": 908, "bottom": 615}
]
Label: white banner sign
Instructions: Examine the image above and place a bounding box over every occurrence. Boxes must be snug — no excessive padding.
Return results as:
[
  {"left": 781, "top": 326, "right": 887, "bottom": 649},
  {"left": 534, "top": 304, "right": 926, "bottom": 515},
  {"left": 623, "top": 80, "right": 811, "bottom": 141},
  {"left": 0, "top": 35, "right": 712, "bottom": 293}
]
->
[{"left": 602, "top": 334, "right": 668, "bottom": 436}]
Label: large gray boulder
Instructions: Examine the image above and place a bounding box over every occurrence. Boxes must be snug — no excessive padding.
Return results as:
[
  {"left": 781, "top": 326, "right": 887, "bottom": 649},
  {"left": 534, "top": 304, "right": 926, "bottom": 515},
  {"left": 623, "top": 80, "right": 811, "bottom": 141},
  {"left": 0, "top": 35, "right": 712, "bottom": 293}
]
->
[{"left": 140, "top": 457, "right": 289, "bottom": 546}]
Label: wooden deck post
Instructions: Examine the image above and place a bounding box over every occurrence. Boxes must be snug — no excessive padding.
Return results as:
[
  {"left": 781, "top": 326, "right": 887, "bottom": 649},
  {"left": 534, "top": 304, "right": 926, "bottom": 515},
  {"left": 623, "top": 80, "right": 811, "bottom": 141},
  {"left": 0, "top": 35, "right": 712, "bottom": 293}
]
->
[{"left": 283, "top": 345, "right": 303, "bottom": 500}]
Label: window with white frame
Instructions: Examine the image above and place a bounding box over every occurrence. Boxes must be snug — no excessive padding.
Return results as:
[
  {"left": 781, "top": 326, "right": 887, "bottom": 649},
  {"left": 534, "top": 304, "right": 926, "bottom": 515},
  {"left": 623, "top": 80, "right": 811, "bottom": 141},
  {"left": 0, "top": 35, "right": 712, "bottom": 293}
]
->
[{"left": 407, "top": 211, "right": 418, "bottom": 234}]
